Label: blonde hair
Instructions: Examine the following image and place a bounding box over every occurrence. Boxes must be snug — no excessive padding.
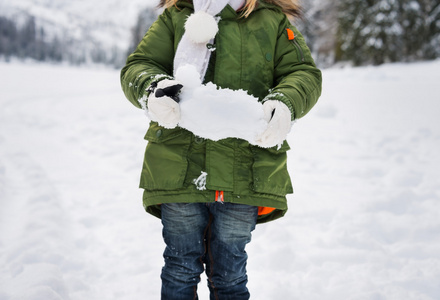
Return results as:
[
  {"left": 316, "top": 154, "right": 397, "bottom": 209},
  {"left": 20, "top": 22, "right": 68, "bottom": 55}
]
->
[{"left": 158, "top": 0, "right": 302, "bottom": 18}]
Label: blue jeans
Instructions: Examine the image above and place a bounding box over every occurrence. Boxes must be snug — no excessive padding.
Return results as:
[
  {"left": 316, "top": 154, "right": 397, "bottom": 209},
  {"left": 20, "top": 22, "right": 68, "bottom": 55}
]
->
[{"left": 160, "top": 202, "right": 258, "bottom": 300}]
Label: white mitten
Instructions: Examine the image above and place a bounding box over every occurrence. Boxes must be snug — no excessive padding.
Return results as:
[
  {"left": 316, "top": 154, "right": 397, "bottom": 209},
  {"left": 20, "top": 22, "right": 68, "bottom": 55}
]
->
[
  {"left": 147, "top": 79, "right": 183, "bottom": 129},
  {"left": 256, "top": 100, "right": 292, "bottom": 148}
]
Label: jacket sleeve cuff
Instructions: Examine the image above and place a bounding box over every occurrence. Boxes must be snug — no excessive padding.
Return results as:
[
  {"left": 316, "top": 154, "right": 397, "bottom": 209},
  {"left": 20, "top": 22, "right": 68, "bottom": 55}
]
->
[
  {"left": 137, "top": 74, "right": 174, "bottom": 110},
  {"left": 263, "top": 93, "right": 295, "bottom": 121}
]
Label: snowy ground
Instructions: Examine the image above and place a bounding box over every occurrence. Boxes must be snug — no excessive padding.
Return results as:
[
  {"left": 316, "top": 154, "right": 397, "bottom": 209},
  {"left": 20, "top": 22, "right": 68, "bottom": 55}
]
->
[{"left": 0, "top": 60, "right": 439, "bottom": 300}]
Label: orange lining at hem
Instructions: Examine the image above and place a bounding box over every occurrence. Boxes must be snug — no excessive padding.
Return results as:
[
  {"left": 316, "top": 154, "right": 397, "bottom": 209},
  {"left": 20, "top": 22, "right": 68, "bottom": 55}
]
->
[{"left": 258, "top": 206, "right": 276, "bottom": 216}]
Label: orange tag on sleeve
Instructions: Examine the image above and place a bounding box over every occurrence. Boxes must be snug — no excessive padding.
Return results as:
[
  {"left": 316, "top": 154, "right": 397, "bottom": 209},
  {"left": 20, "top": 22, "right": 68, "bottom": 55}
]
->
[{"left": 286, "top": 28, "right": 295, "bottom": 40}]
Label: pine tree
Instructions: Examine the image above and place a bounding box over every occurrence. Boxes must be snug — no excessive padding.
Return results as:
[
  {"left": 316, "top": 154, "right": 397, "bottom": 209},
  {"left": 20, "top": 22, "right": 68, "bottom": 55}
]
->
[
  {"left": 370, "top": 0, "right": 402, "bottom": 64},
  {"left": 19, "top": 16, "right": 37, "bottom": 59},
  {"left": 420, "top": 0, "right": 440, "bottom": 59},
  {"left": 297, "top": 0, "right": 339, "bottom": 67},
  {"left": 398, "top": 0, "right": 437, "bottom": 61},
  {"left": 337, "top": 0, "right": 439, "bottom": 65},
  {"left": 337, "top": 0, "right": 368, "bottom": 65},
  {"left": 337, "top": 0, "right": 402, "bottom": 65},
  {"left": 126, "top": 7, "right": 157, "bottom": 57},
  {"left": 0, "top": 16, "right": 19, "bottom": 59}
]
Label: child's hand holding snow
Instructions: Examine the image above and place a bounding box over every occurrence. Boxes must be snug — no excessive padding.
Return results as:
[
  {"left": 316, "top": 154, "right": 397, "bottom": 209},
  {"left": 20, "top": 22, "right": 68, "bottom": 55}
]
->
[
  {"left": 147, "top": 79, "right": 183, "bottom": 129},
  {"left": 256, "top": 100, "right": 292, "bottom": 148}
]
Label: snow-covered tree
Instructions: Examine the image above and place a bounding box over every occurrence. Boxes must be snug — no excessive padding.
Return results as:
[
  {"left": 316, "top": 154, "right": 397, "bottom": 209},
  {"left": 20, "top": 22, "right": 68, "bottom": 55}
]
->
[
  {"left": 337, "top": 0, "right": 402, "bottom": 65},
  {"left": 295, "top": 0, "right": 339, "bottom": 67},
  {"left": 405, "top": 0, "right": 440, "bottom": 60},
  {"left": 0, "top": 16, "right": 18, "bottom": 59},
  {"left": 126, "top": 7, "right": 158, "bottom": 57},
  {"left": 337, "top": 0, "right": 439, "bottom": 65},
  {"left": 1, "top": 1, "right": 438, "bottom": 67}
]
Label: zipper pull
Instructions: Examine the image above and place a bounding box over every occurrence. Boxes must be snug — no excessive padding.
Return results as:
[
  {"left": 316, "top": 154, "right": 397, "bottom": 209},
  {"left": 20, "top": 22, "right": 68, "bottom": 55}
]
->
[
  {"left": 215, "top": 191, "right": 224, "bottom": 203},
  {"left": 286, "top": 28, "right": 295, "bottom": 40},
  {"left": 286, "top": 28, "right": 305, "bottom": 62}
]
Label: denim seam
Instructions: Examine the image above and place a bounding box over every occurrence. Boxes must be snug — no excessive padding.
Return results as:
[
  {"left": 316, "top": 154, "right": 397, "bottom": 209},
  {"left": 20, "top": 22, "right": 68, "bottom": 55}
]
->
[{"left": 206, "top": 215, "right": 219, "bottom": 300}]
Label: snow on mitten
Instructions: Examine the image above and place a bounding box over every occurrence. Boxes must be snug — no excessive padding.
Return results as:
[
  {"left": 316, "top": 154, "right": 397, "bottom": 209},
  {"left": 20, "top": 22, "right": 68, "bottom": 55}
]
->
[
  {"left": 256, "top": 100, "right": 292, "bottom": 148},
  {"left": 147, "top": 79, "right": 183, "bottom": 129}
]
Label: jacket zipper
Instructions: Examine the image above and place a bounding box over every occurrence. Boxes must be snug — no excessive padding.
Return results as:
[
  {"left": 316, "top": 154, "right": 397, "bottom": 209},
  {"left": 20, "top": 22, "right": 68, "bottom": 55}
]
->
[
  {"left": 292, "top": 39, "right": 305, "bottom": 62},
  {"left": 215, "top": 190, "right": 224, "bottom": 203},
  {"left": 286, "top": 28, "right": 305, "bottom": 62}
]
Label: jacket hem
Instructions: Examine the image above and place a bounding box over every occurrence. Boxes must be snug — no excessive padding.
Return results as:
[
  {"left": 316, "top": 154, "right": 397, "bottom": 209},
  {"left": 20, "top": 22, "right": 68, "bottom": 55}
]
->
[{"left": 142, "top": 189, "right": 288, "bottom": 224}]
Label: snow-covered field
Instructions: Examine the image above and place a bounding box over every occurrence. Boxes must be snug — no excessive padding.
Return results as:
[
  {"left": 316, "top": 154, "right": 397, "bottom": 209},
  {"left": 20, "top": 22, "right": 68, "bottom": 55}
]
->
[{"left": 0, "top": 60, "right": 439, "bottom": 300}]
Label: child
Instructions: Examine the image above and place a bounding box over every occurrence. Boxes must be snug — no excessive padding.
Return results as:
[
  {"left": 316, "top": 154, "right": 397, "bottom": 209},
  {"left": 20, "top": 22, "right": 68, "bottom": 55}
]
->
[{"left": 120, "top": 0, "right": 322, "bottom": 299}]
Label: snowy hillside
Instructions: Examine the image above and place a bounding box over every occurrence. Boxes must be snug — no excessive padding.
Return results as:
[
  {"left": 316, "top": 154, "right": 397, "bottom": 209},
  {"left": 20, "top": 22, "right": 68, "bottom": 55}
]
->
[
  {"left": 1, "top": 60, "right": 440, "bottom": 300},
  {"left": 0, "top": 0, "right": 156, "bottom": 43},
  {"left": 0, "top": 0, "right": 158, "bottom": 65}
]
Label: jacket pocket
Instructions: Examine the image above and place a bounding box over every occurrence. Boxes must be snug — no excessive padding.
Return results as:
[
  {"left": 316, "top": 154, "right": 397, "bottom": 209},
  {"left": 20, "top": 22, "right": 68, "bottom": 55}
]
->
[
  {"left": 251, "top": 141, "right": 293, "bottom": 196},
  {"left": 205, "top": 139, "right": 235, "bottom": 192},
  {"left": 140, "top": 122, "right": 191, "bottom": 190}
]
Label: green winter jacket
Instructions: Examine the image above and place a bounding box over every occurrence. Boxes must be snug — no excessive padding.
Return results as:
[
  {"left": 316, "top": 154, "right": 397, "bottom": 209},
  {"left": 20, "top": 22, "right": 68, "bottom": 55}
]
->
[{"left": 120, "top": 0, "right": 322, "bottom": 223}]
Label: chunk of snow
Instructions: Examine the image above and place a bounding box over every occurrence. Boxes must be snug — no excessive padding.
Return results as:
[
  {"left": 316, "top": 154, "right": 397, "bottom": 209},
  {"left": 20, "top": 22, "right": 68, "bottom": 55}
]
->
[
  {"left": 193, "top": 171, "right": 208, "bottom": 191},
  {"left": 175, "top": 65, "right": 268, "bottom": 144}
]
